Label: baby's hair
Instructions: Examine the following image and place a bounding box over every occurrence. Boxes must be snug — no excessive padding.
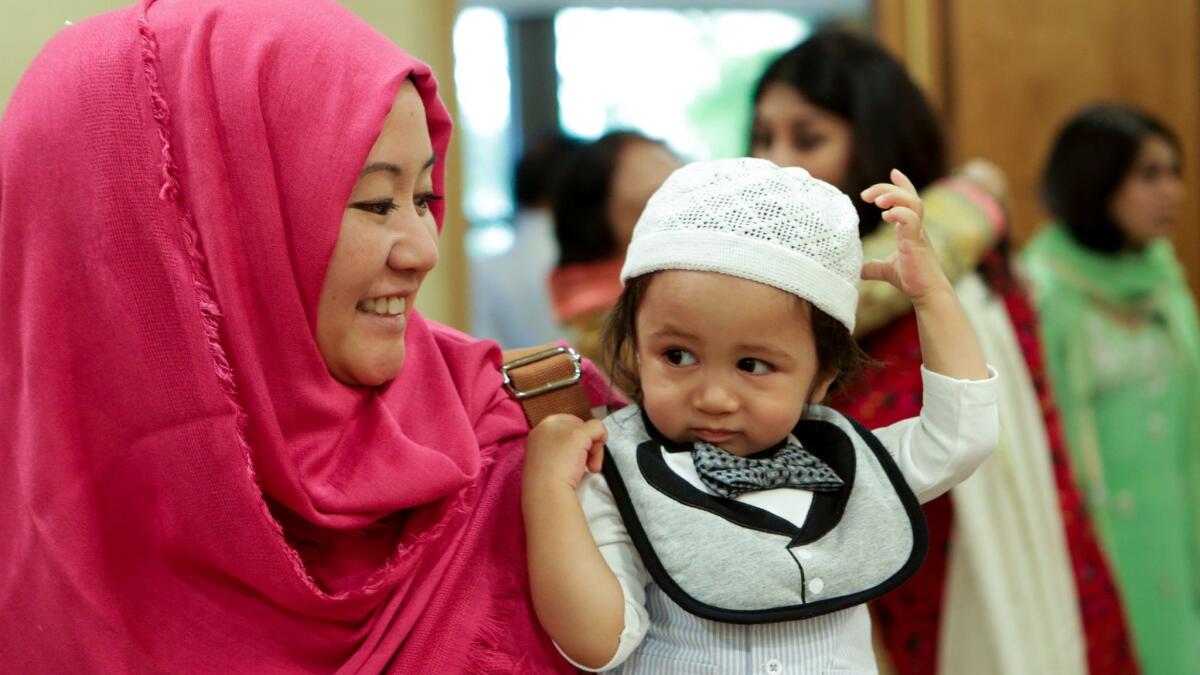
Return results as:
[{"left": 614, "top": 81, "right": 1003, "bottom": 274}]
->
[{"left": 601, "top": 273, "right": 870, "bottom": 403}]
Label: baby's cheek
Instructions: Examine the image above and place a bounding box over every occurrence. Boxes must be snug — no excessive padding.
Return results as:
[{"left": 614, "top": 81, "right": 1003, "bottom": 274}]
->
[
  {"left": 758, "top": 400, "right": 804, "bottom": 439},
  {"left": 642, "top": 392, "right": 686, "bottom": 438}
]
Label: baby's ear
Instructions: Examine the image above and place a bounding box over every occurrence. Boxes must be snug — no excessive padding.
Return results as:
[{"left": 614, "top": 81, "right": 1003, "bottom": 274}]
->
[{"left": 807, "top": 370, "right": 839, "bottom": 405}]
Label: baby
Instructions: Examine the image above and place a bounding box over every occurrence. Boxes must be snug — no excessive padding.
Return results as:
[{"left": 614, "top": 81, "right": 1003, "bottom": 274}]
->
[{"left": 522, "top": 158, "right": 998, "bottom": 673}]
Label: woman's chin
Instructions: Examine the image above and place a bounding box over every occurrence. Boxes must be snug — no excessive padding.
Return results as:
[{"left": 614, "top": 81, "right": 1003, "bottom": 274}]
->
[{"left": 331, "top": 347, "right": 406, "bottom": 387}]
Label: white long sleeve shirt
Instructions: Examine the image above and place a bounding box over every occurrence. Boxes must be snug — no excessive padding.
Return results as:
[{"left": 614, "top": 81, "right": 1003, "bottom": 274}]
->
[{"left": 563, "top": 365, "right": 998, "bottom": 674}]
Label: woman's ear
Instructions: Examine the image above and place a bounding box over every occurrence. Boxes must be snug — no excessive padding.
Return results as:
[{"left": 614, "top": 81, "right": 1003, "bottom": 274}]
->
[{"left": 807, "top": 370, "right": 839, "bottom": 405}]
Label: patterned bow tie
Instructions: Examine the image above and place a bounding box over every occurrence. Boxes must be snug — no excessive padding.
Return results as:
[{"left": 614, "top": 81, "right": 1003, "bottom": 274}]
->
[{"left": 691, "top": 438, "right": 844, "bottom": 499}]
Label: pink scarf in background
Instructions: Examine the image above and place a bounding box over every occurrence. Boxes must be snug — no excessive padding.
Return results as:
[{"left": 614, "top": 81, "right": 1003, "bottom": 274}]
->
[
  {"left": 0, "top": 0, "right": 574, "bottom": 671},
  {"left": 549, "top": 257, "right": 626, "bottom": 322}
]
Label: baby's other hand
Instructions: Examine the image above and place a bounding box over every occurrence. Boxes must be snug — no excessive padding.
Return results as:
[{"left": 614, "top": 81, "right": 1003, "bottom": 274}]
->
[
  {"left": 523, "top": 414, "right": 608, "bottom": 491},
  {"left": 860, "top": 168, "right": 954, "bottom": 305}
]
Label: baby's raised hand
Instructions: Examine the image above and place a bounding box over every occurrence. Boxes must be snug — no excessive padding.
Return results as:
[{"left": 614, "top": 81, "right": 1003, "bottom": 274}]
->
[
  {"left": 859, "top": 169, "right": 954, "bottom": 305},
  {"left": 523, "top": 414, "right": 608, "bottom": 491}
]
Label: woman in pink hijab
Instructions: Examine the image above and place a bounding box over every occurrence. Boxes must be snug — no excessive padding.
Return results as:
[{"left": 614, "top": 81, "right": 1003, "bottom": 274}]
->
[{"left": 0, "top": 0, "right": 598, "bottom": 671}]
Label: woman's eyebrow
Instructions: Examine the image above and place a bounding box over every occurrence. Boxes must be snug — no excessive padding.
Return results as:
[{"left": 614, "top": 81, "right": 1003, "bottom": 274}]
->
[{"left": 358, "top": 154, "right": 437, "bottom": 178}]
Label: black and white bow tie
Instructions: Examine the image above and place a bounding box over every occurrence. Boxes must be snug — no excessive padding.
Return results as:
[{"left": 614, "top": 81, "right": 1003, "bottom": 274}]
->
[{"left": 691, "top": 438, "right": 844, "bottom": 499}]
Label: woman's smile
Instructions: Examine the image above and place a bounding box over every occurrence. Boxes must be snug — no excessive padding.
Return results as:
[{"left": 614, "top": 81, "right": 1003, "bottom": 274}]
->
[{"left": 355, "top": 294, "right": 408, "bottom": 316}]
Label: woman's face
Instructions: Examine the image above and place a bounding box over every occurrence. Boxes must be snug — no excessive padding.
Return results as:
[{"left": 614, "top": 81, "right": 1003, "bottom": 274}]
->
[
  {"left": 750, "top": 83, "right": 853, "bottom": 189},
  {"left": 608, "top": 140, "right": 680, "bottom": 250},
  {"left": 316, "top": 80, "right": 440, "bottom": 386},
  {"left": 1109, "top": 133, "right": 1184, "bottom": 248}
]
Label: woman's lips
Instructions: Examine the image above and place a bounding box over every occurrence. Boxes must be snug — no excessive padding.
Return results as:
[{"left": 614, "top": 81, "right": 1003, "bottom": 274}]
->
[{"left": 356, "top": 295, "right": 407, "bottom": 316}]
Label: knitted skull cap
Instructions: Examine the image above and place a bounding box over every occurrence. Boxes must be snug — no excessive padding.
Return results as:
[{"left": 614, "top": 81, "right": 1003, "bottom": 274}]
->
[{"left": 620, "top": 157, "right": 863, "bottom": 332}]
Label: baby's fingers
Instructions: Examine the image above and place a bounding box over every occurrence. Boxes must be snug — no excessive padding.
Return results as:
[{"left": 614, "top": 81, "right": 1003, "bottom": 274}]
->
[
  {"left": 585, "top": 442, "right": 605, "bottom": 474},
  {"left": 582, "top": 419, "right": 608, "bottom": 444},
  {"left": 861, "top": 257, "right": 900, "bottom": 287},
  {"left": 583, "top": 420, "right": 607, "bottom": 473},
  {"left": 861, "top": 170, "right": 923, "bottom": 215},
  {"left": 882, "top": 205, "right": 921, "bottom": 231},
  {"left": 862, "top": 184, "right": 922, "bottom": 215},
  {"left": 890, "top": 168, "right": 918, "bottom": 196},
  {"left": 859, "top": 182, "right": 893, "bottom": 205}
]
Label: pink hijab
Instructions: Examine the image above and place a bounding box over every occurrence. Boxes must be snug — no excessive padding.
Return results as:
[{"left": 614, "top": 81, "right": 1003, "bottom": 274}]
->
[{"left": 0, "top": 0, "right": 583, "bottom": 670}]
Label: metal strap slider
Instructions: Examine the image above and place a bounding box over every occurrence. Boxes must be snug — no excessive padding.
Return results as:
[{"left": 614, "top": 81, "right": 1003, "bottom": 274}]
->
[{"left": 500, "top": 345, "right": 583, "bottom": 400}]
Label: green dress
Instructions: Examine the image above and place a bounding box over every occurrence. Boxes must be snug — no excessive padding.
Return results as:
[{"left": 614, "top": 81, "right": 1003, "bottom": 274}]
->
[{"left": 1022, "top": 226, "right": 1200, "bottom": 674}]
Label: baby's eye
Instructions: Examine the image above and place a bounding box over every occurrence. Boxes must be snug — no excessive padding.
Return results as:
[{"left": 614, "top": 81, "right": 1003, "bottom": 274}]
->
[
  {"left": 737, "top": 358, "right": 772, "bottom": 374},
  {"left": 664, "top": 349, "right": 697, "bottom": 366},
  {"left": 353, "top": 199, "right": 399, "bottom": 216}
]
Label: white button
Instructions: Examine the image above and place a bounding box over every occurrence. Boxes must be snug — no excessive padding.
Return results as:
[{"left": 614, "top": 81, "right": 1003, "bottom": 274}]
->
[
  {"left": 764, "top": 659, "right": 784, "bottom": 674},
  {"left": 795, "top": 549, "right": 813, "bottom": 561},
  {"left": 808, "top": 578, "right": 824, "bottom": 595}
]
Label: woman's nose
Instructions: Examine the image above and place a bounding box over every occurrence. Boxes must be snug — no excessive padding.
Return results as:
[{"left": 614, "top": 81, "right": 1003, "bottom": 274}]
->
[
  {"left": 1164, "top": 174, "right": 1186, "bottom": 205},
  {"left": 387, "top": 214, "right": 439, "bottom": 275},
  {"left": 764, "top": 144, "right": 799, "bottom": 170}
]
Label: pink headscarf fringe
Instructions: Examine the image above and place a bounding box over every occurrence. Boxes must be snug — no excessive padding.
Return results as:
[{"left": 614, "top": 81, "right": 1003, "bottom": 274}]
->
[
  {"left": 464, "top": 558, "right": 540, "bottom": 673},
  {"left": 134, "top": 0, "right": 333, "bottom": 596},
  {"left": 136, "top": 0, "right": 237, "bottom": 406},
  {"left": 355, "top": 447, "right": 501, "bottom": 598}
]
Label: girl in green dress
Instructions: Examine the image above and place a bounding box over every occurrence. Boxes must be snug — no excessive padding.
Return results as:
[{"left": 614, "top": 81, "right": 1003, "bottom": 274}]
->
[{"left": 1023, "top": 103, "right": 1200, "bottom": 675}]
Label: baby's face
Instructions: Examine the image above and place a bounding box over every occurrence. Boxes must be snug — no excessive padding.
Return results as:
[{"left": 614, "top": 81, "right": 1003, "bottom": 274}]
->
[{"left": 635, "top": 271, "right": 835, "bottom": 457}]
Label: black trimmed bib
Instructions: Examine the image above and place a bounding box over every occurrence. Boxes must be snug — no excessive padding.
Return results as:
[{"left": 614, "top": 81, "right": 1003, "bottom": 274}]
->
[{"left": 600, "top": 404, "right": 928, "bottom": 624}]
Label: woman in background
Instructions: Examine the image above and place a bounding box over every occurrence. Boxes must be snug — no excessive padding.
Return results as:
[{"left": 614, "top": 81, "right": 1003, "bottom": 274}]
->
[
  {"left": 1024, "top": 103, "right": 1200, "bottom": 675},
  {"left": 549, "top": 131, "right": 679, "bottom": 365},
  {"left": 471, "top": 132, "right": 581, "bottom": 348},
  {"left": 749, "top": 29, "right": 1138, "bottom": 675}
]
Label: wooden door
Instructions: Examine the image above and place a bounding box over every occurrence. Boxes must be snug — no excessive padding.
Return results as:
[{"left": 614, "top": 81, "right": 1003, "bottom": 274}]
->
[{"left": 878, "top": 0, "right": 1200, "bottom": 296}]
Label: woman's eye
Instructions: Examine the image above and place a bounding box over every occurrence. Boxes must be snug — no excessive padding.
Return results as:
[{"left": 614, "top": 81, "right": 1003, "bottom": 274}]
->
[
  {"left": 354, "top": 199, "right": 399, "bottom": 216},
  {"left": 664, "top": 349, "right": 697, "bottom": 366},
  {"left": 415, "top": 192, "right": 443, "bottom": 214},
  {"left": 794, "top": 134, "right": 826, "bottom": 151},
  {"left": 1141, "top": 163, "right": 1181, "bottom": 182},
  {"left": 737, "top": 358, "right": 772, "bottom": 374}
]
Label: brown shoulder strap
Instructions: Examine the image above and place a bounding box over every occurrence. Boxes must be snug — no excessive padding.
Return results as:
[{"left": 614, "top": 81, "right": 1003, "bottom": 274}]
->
[{"left": 501, "top": 343, "right": 592, "bottom": 427}]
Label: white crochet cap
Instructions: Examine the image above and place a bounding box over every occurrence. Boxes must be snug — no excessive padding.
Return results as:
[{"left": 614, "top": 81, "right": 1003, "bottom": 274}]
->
[{"left": 621, "top": 158, "right": 863, "bottom": 332}]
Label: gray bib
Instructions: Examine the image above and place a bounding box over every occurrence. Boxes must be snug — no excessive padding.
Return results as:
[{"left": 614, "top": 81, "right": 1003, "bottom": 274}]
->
[{"left": 601, "top": 405, "right": 927, "bottom": 624}]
